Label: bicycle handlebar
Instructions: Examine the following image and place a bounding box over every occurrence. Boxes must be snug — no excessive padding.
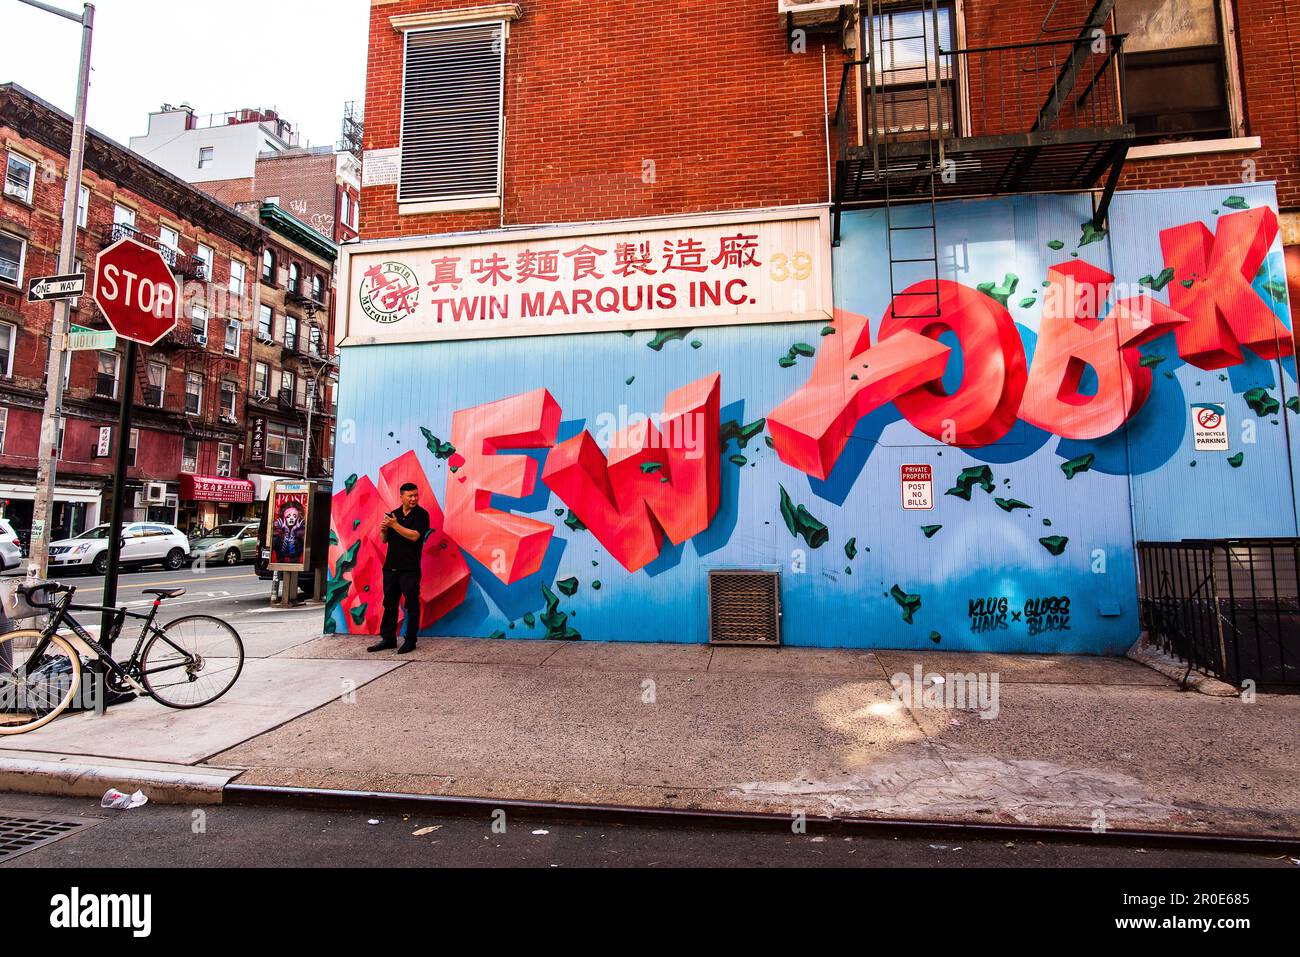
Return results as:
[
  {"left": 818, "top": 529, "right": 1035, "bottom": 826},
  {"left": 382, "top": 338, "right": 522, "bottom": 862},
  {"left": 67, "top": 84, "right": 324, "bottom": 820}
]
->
[{"left": 15, "top": 581, "right": 73, "bottom": 609}]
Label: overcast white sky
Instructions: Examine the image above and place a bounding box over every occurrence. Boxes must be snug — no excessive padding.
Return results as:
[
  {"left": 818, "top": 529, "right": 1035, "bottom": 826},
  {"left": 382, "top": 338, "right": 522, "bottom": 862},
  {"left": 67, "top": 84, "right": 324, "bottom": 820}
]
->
[{"left": 2, "top": 0, "right": 370, "bottom": 149}]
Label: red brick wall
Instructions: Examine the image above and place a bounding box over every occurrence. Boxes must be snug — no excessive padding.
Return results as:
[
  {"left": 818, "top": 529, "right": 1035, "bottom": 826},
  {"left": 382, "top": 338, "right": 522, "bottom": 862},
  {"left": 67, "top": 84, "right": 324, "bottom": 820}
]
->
[
  {"left": 361, "top": 0, "right": 1300, "bottom": 241},
  {"left": 253, "top": 152, "right": 341, "bottom": 240}
]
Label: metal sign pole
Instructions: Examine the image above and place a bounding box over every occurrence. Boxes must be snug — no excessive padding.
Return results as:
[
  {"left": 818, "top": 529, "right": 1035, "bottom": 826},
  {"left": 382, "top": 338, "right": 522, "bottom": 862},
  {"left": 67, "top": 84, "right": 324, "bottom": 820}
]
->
[{"left": 99, "top": 339, "right": 137, "bottom": 646}]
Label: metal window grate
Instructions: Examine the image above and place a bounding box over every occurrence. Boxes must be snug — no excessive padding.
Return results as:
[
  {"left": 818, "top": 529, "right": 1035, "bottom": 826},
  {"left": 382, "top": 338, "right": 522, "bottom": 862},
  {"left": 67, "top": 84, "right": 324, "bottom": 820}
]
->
[
  {"left": 0, "top": 811, "right": 101, "bottom": 863},
  {"left": 709, "top": 571, "right": 782, "bottom": 646}
]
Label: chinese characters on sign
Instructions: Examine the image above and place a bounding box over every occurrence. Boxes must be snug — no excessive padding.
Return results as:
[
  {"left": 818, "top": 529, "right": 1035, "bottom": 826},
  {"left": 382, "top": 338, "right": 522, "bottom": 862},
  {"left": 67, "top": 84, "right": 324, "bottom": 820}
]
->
[
  {"left": 250, "top": 418, "right": 266, "bottom": 465},
  {"left": 344, "top": 214, "right": 830, "bottom": 344}
]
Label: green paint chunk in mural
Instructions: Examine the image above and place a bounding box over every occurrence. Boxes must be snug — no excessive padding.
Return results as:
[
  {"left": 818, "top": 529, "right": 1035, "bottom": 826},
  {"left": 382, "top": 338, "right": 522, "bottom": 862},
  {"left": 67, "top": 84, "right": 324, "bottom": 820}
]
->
[
  {"left": 730, "top": 455, "right": 747, "bottom": 467},
  {"left": 995, "top": 498, "right": 1032, "bottom": 513},
  {"left": 329, "top": 530, "right": 339, "bottom": 546},
  {"left": 557, "top": 577, "right": 579, "bottom": 597},
  {"left": 488, "top": 630, "right": 506, "bottom": 640},
  {"left": 555, "top": 509, "right": 566, "bottom": 517},
  {"left": 344, "top": 474, "right": 359, "bottom": 495},
  {"left": 890, "top": 585, "right": 922, "bottom": 625},
  {"left": 790, "top": 342, "right": 817, "bottom": 358},
  {"left": 1181, "top": 279, "right": 1195, "bottom": 289},
  {"left": 592, "top": 560, "right": 599, "bottom": 567},
  {"left": 1287, "top": 397, "right": 1300, "bottom": 414},
  {"left": 1079, "top": 221, "right": 1107, "bottom": 247},
  {"left": 929, "top": 631, "right": 942, "bottom": 645},
  {"left": 564, "top": 511, "right": 587, "bottom": 533},
  {"left": 1260, "top": 278, "right": 1287, "bottom": 302},
  {"left": 648, "top": 329, "right": 691, "bottom": 351},
  {"left": 821, "top": 326, "right": 837, "bottom": 337},
  {"left": 1039, "top": 536, "right": 1070, "bottom": 557},
  {"left": 1222, "top": 195, "right": 1250, "bottom": 210},
  {"left": 1228, "top": 452, "right": 1245, "bottom": 468},
  {"left": 976, "top": 274, "right": 1019, "bottom": 307},
  {"left": 1043, "top": 519, "right": 1053, "bottom": 527},
  {"left": 765, "top": 436, "right": 776, "bottom": 449},
  {"left": 352, "top": 520, "right": 361, "bottom": 532},
  {"left": 1140, "top": 268, "right": 1176, "bottom": 292},
  {"left": 921, "top": 525, "right": 943, "bottom": 539},
  {"left": 523, "top": 612, "right": 536, "bottom": 628},
  {"left": 640, "top": 462, "right": 663, "bottom": 475},
  {"left": 626, "top": 376, "right": 636, "bottom": 386},
  {"left": 449, "top": 466, "right": 459, "bottom": 474},
  {"left": 945, "top": 465, "right": 995, "bottom": 500},
  {"left": 1139, "top": 355, "right": 1166, "bottom": 369},
  {"left": 1047, "top": 240, "right": 1065, "bottom": 251},
  {"left": 1060, "top": 453, "right": 1095, "bottom": 480},
  {"left": 778, "top": 485, "right": 829, "bottom": 549},
  {"left": 1019, "top": 298, "right": 1037, "bottom": 309},
  {"left": 1244, "top": 387, "right": 1281, "bottom": 417},
  {"left": 419, "top": 428, "right": 457, "bottom": 461},
  {"left": 592, "top": 581, "right": 602, "bottom": 591},
  {"left": 845, "top": 538, "right": 858, "bottom": 561},
  {"left": 778, "top": 356, "right": 798, "bottom": 369},
  {"left": 845, "top": 566, "right": 853, "bottom": 576},
  {"left": 349, "top": 604, "right": 368, "bottom": 627},
  {"left": 720, "top": 418, "right": 767, "bottom": 451},
  {"left": 1164, "top": 372, "right": 1175, "bottom": 380},
  {"left": 540, "top": 584, "right": 580, "bottom": 641},
  {"left": 323, "top": 540, "right": 362, "bottom": 629},
  {"left": 622, "top": 331, "right": 636, "bottom": 337},
  {"left": 691, "top": 340, "right": 703, "bottom": 349},
  {"left": 850, "top": 374, "right": 860, "bottom": 381}
]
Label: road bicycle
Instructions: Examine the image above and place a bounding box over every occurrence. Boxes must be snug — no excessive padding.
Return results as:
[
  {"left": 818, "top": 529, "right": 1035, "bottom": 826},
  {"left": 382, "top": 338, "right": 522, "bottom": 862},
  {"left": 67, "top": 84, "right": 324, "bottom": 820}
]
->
[{"left": 0, "top": 581, "right": 244, "bottom": 734}]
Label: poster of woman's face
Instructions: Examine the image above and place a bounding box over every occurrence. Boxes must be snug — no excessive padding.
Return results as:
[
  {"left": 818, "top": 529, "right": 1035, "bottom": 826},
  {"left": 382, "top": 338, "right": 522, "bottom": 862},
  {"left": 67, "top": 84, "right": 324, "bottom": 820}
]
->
[{"left": 268, "top": 483, "right": 312, "bottom": 571}]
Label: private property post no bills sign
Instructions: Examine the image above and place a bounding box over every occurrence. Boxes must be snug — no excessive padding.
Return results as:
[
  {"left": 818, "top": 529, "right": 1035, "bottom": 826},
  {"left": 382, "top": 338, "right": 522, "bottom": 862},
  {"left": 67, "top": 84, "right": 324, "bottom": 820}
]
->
[
  {"left": 902, "top": 465, "right": 934, "bottom": 510},
  {"left": 1192, "top": 403, "right": 1230, "bottom": 451}
]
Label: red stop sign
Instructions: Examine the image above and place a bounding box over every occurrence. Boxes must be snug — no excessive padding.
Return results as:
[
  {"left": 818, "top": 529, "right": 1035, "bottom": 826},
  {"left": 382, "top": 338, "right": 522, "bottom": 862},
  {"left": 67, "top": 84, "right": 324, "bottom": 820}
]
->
[{"left": 92, "top": 238, "right": 181, "bottom": 346}]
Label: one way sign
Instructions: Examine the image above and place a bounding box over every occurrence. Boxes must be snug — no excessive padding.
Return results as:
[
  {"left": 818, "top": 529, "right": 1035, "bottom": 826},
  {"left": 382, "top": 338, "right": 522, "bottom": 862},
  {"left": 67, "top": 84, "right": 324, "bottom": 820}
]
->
[{"left": 27, "top": 273, "right": 87, "bottom": 303}]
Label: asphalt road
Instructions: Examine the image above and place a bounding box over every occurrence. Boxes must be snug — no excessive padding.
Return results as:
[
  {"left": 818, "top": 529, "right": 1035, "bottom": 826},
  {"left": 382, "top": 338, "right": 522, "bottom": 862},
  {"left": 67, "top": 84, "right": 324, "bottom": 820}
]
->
[{"left": 0, "top": 792, "right": 1294, "bottom": 869}]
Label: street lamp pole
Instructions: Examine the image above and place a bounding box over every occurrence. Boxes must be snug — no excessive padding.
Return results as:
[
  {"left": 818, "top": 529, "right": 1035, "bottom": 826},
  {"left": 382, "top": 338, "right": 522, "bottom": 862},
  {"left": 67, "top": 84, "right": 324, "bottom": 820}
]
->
[{"left": 24, "top": 0, "right": 95, "bottom": 579}]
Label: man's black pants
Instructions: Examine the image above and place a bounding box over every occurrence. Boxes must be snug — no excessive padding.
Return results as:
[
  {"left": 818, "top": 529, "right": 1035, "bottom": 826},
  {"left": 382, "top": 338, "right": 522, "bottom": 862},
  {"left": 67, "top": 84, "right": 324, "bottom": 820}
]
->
[{"left": 380, "top": 568, "right": 422, "bottom": 642}]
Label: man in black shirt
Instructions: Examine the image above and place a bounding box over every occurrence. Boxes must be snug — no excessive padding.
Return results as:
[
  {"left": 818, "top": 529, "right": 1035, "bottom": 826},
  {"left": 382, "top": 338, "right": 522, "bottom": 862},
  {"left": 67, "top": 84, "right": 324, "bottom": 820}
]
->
[{"left": 367, "top": 482, "right": 430, "bottom": 655}]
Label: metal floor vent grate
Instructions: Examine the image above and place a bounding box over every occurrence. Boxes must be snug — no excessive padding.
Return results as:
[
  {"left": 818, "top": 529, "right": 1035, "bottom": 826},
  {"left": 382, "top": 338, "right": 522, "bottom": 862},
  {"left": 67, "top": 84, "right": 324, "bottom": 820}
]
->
[
  {"left": 708, "top": 571, "right": 782, "bottom": 646},
  {"left": 0, "top": 812, "right": 101, "bottom": 864}
]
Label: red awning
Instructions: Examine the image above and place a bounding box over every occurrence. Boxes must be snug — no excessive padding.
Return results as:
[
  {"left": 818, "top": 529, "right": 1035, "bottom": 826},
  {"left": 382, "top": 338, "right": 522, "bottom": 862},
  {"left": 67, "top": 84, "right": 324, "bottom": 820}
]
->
[{"left": 180, "top": 474, "right": 256, "bottom": 504}]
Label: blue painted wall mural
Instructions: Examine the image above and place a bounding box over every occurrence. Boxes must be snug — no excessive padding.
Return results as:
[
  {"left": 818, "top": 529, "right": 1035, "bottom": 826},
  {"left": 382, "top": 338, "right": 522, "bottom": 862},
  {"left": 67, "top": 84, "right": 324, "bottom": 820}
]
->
[{"left": 328, "top": 183, "right": 1298, "bottom": 654}]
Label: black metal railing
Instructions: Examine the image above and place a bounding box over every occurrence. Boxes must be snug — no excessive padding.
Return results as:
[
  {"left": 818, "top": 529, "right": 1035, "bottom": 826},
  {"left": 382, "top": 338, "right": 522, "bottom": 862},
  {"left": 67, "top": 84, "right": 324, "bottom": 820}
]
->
[
  {"left": 100, "top": 222, "right": 139, "bottom": 249},
  {"left": 1137, "top": 540, "right": 1299, "bottom": 692}
]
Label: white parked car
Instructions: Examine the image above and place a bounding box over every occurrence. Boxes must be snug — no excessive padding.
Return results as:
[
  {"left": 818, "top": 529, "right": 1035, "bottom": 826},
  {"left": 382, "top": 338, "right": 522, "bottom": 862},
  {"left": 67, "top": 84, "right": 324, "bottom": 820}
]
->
[
  {"left": 48, "top": 523, "right": 190, "bottom": 575},
  {"left": 0, "top": 518, "right": 22, "bottom": 572}
]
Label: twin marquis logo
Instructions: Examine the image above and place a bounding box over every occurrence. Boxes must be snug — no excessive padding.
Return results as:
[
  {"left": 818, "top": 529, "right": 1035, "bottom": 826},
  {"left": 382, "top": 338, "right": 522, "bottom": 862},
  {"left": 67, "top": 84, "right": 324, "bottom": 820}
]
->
[{"left": 358, "top": 261, "right": 420, "bottom": 324}]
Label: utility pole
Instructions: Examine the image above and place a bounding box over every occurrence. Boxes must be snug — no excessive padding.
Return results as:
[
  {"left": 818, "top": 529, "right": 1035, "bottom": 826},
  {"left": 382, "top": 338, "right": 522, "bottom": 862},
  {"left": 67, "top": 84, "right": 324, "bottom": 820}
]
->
[{"left": 25, "top": 0, "right": 95, "bottom": 580}]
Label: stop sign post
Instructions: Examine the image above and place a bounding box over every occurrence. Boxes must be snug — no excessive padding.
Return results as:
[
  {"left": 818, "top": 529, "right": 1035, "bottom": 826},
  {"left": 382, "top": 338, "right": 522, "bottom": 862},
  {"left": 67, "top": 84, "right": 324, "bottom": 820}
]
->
[{"left": 91, "top": 239, "right": 182, "bottom": 646}]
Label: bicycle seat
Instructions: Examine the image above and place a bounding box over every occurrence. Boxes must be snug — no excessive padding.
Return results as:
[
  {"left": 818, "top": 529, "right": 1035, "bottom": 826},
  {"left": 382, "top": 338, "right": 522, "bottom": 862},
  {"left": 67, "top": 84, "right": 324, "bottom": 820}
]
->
[{"left": 144, "top": 588, "right": 186, "bottom": 600}]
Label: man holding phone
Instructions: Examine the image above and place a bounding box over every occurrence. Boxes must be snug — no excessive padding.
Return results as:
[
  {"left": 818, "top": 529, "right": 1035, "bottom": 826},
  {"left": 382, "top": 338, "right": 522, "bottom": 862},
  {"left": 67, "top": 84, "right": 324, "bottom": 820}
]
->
[{"left": 367, "top": 482, "right": 430, "bottom": 655}]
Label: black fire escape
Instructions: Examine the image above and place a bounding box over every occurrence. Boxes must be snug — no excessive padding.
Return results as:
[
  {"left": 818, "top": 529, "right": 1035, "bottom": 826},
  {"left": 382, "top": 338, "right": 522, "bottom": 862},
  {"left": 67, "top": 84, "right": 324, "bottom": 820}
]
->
[{"left": 832, "top": 0, "right": 1134, "bottom": 317}]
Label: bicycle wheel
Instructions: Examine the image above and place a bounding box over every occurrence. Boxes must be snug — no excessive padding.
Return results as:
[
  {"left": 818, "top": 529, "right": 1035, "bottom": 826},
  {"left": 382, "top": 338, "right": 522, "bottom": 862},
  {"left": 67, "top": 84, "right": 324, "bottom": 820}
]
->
[
  {"left": 0, "top": 630, "right": 82, "bottom": 735},
  {"left": 140, "top": 616, "right": 244, "bottom": 710}
]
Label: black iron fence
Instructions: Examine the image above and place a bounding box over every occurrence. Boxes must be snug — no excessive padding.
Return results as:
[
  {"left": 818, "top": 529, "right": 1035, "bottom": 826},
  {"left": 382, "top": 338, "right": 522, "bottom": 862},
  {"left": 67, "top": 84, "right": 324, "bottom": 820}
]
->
[{"left": 1137, "top": 540, "right": 1299, "bottom": 692}]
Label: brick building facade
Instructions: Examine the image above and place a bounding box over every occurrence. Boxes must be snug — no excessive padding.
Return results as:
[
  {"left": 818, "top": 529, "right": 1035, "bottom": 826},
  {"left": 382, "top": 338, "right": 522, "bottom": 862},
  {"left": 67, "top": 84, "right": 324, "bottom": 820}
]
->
[{"left": 1, "top": 83, "right": 267, "bottom": 545}]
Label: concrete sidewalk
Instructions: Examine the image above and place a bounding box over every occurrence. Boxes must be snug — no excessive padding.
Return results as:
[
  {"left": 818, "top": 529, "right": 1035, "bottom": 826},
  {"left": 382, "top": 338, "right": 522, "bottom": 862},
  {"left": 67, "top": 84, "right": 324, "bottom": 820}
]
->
[{"left": 3, "top": 624, "right": 1298, "bottom": 837}]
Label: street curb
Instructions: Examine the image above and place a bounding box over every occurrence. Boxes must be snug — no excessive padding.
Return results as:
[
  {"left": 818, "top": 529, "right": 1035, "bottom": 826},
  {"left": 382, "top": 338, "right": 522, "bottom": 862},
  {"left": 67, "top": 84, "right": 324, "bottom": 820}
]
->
[
  {"left": 0, "top": 750, "right": 238, "bottom": 805},
  {"left": 223, "top": 783, "right": 1300, "bottom": 854}
]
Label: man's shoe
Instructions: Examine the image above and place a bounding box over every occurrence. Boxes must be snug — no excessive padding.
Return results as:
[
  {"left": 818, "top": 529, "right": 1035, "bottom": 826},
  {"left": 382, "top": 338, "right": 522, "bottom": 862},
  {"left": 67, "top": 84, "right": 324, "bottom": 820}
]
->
[
  {"left": 397, "top": 640, "right": 418, "bottom": 655},
  {"left": 367, "top": 639, "right": 398, "bottom": 653}
]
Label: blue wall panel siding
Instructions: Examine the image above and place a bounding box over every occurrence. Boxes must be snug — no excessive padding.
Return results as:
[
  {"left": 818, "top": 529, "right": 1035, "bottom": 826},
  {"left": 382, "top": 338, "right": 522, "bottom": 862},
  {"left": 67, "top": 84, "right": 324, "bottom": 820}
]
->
[{"left": 330, "top": 185, "right": 1298, "bottom": 653}]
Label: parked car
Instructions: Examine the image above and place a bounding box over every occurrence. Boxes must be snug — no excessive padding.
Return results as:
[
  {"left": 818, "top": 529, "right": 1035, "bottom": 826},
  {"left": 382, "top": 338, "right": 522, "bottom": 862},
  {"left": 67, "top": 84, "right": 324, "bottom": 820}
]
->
[
  {"left": 0, "top": 518, "right": 23, "bottom": 572},
  {"left": 48, "top": 523, "right": 190, "bottom": 575},
  {"left": 190, "top": 522, "right": 260, "bottom": 566}
]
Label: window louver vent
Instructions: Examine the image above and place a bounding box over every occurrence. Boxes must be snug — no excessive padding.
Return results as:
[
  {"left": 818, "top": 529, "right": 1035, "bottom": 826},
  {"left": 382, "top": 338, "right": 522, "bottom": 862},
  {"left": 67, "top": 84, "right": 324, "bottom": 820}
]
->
[
  {"left": 708, "top": 571, "right": 782, "bottom": 646},
  {"left": 400, "top": 23, "right": 504, "bottom": 204}
]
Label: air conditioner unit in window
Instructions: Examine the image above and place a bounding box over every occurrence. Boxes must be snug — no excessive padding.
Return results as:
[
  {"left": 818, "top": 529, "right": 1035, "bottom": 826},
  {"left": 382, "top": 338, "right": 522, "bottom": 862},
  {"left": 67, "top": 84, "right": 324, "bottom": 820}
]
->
[
  {"left": 257, "top": 333, "right": 274, "bottom": 344},
  {"left": 133, "top": 491, "right": 146, "bottom": 509},
  {"left": 165, "top": 495, "right": 179, "bottom": 509},
  {"left": 194, "top": 334, "right": 208, "bottom": 346},
  {"left": 778, "top": 0, "right": 854, "bottom": 41},
  {"left": 146, "top": 482, "right": 167, "bottom": 505}
]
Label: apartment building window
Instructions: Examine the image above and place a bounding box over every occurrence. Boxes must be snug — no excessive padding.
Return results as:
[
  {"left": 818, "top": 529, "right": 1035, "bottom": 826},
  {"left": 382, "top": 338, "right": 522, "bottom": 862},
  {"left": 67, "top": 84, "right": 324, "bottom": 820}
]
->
[
  {"left": 258, "top": 304, "right": 274, "bottom": 341},
  {"left": 128, "top": 428, "right": 139, "bottom": 468},
  {"left": 284, "top": 315, "right": 298, "bottom": 352},
  {"left": 0, "top": 323, "right": 14, "bottom": 377},
  {"left": 220, "top": 380, "right": 238, "bottom": 420},
  {"left": 0, "top": 231, "right": 25, "bottom": 287},
  {"left": 192, "top": 304, "right": 209, "bottom": 341},
  {"left": 69, "top": 256, "right": 83, "bottom": 310},
  {"left": 56, "top": 421, "right": 64, "bottom": 461},
  {"left": 4, "top": 152, "right": 35, "bottom": 204},
  {"left": 158, "top": 225, "right": 180, "bottom": 267},
  {"left": 254, "top": 362, "right": 270, "bottom": 398},
  {"left": 185, "top": 373, "right": 203, "bottom": 416},
  {"left": 311, "top": 274, "right": 324, "bottom": 303},
  {"left": 262, "top": 248, "right": 276, "bottom": 283},
  {"left": 196, "top": 243, "right": 214, "bottom": 282},
  {"left": 224, "top": 319, "right": 241, "bottom": 356},
  {"left": 77, "top": 185, "right": 90, "bottom": 228},
  {"left": 198, "top": 147, "right": 214, "bottom": 170},
  {"left": 182, "top": 437, "right": 200, "bottom": 473},
  {"left": 1117, "top": 0, "right": 1237, "bottom": 142},
  {"left": 229, "top": 259, "right": 246, "bottom": 297},
  {"left": 281, "top": 370, "right": 296, "bottom": 404},
  {"left": 296, "top": 375, "right": 309, "bottom": 409},
  {"left": 265, "top": 421, "right": 305, "bottom": 472},
  {"left": 145, "top": 361, "right": 166, "bottom": 407},
  {"left": 95, "top": 351, "right": 120, "bottom": 398},
  {"left": 288, "top": 262, "right": 301, "bottom": 295},
  {"left": 399, "top": 22, "right": 505, "bottom": 206},
  {"left": 867, "top": 3, "right": 956, "bottom": 137},
  {"left": 340, "top": 191, "right": 351, "bottom": 229},
  {"left": 0, "top": 407, "right": 7, "bottom": 454},
  {"left": 113, "top": 204, "right": 135, "bottom": 229},
  {"left": 309, "top": 324, "right": 322, "bottom": 356},
  {"left": 217, "top": 443, "right": 233, "bottom": 478}
]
